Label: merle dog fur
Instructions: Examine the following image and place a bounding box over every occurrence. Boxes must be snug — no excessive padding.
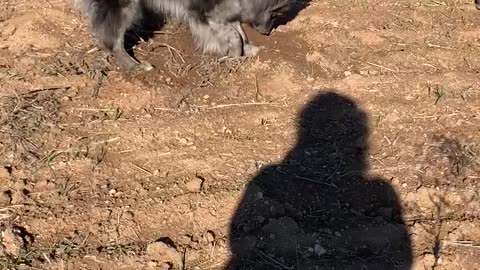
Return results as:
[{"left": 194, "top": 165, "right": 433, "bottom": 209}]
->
[{"left": 72, "top": 0, "right": 294, "bottom": 70}]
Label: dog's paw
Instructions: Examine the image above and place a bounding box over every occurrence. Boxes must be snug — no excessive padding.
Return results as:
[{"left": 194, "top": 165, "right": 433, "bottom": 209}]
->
[{"left": 128, "top": 62, "right": 155, "bottom": 72}]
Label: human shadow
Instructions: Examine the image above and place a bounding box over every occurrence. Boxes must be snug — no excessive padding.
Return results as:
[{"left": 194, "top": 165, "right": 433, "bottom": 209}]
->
[{"left": 226, "top": 91, "right": 412, "bottom": 269}]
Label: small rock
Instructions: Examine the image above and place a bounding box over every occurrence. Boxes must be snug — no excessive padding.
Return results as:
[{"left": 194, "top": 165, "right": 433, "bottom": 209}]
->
[
  {"left": 421, "top": 253, "right": 436, "bottom": 268},
  {"left": 314, "top": 244, "right": 327, "bottom": 257},
  {"left": 344, "top": 71, "right": 352, "bottom": 77},
  {"left": 1, "top": 227, "right": 25, "bottom": 257},
  {"left": 391, "top": 177, "right": 400, "bottom": 186},
  {"left": 123, "top": 211, "right": 134, "bottom": 221},
  {"left": 178, "top": 235, "right": 192, "bottom": 245},
  {"left": 256, "top": 191, "right": 263, "bottom": 199},
  {"left": 359, "top": 70, "right": 369, "bottom": 75},
  {"left": 185, "top": 178, "right": 203, "bottom": 192},
  {"left": 0, "top": 191, "right": 12, "bottom": 206},
  {"left": 216, "top": 238, "right": 226, "bottom": 248},
  {"left": 146, "top": 242, "right": 181, "bottom": 266},
  {"left": 402, "top": 183, "right": 408, "bottom": 188},
  {"left": 147, "top": 261, "right": 157, "bottom": 267},
  {"left": 178, "top": 138, "right": 188, "bottom": 145},
  {"left": 205, "top": 231, "right": 215, "bottom": 243},
  {"left": 11, "top": 191, "right": 24, "bottom": 204},
  {"left": 158, "top": 262, "right": 172, "bottom": 270},
  {"left": 14, "top": 179, "right": 26, "bottom": 191},
  {"left": 2, "top": 24, "right": 16, "bottom": 36},
  {"left": 108, "top": 189, "right": 117, "bottom": 196},
  {"left": 0, "top": 167, "right": 11, "bottom": 180},
  {"left": 165, "top": 77, "right": 172, "bottom": 83}
]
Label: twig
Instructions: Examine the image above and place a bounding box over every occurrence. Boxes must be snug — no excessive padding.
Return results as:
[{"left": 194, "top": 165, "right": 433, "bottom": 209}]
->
[
  {"left": 442, "top": 240, "right": 480, "bottom": 247},
  {"left": 366, "top": 62, "right": 397, "bottom": 72},
  {"left": 295, "top": 175, "right": 337, "bottom": 188},
  {"left": 196, "top": 102, "right": 283, "bottom": 110},
  {"left": 259, "top": 251, "right": 293, "bottom": 270},
  {"left": 130, "top": 163, "right": 153, "bottom": 175}
]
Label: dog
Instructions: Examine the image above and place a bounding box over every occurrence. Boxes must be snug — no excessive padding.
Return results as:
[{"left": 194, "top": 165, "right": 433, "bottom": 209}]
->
[{"left": 72, "top": 0, "right": 294, "bottom": 71}]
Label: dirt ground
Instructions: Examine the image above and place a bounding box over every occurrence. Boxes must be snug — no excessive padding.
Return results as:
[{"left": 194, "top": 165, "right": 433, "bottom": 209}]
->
[{"left": 1, "top": 0, "right": 480, "bottom": 269}]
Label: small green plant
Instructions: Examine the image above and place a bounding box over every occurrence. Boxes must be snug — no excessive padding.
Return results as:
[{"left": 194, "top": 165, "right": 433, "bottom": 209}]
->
[
  {"left": 433, "top": 87, "right": 446, "bottom": 105},
  {"left": 427, "top": 82, "right": 446, "bottom": 105}
]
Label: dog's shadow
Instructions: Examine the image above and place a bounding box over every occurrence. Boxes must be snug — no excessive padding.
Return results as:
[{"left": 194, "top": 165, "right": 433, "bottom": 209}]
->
[{"left": 226, "top": 91, "right": 412, "bottom": 269}]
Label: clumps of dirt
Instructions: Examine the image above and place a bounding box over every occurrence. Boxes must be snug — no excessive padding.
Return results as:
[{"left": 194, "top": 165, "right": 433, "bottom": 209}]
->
[
  {"left": 36, "top": 50, "right": 111, "bottom": 79},
  {"left": 0, "top": 225, "right": 34, "bottom": 267},
  {"left": 195, "top": 57, "right": 246, "bottom": 88},
  {"left": 146, "top": 240, "right": 183, "bottom": 269},
  {"left": 0, "top": 88, "right": 66, "bottom": 163},
  {"left": 433, "top": 135, "right": 479, "bottom": 177}
]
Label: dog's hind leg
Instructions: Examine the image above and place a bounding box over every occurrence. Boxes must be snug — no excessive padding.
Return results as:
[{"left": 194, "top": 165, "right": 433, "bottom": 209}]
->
[
  {"left": 232, "top": 22, "right": 260, "bottom": 57},
  {"left": 87, "top": 0, "right": 153, "bottom": 71}
]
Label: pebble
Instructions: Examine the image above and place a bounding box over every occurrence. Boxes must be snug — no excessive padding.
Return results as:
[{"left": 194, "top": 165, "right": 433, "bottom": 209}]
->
[
  {"left": 0, "top": 167, "right": 11, "bottom": 180},
  {"left": 314, "top": 244, "right": 327, "bottom": 257},
  {"left": 185, "top": 178, "right": 203, "bottom": 192}
]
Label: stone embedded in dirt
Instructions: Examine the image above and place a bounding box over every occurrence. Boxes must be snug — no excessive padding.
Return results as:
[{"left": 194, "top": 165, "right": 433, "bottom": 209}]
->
[
  {"left": 147, "top": 261, "right": 157, "bottom": 268},
  {"left": 177, "top": 138, "right": 188, "bottom": 145},
  {"left": 204, "top": 231, "right": 215, "bottom": 243},
  {"left": 0, "top": 167, "right": 12, "bottom": 180},
  {"left": 158, "top": 262, "right": 172, "bottom": 270},
  {"left": 412, "top": 253, "right": 436, "bottom": 270},
  {"left": 313, "top": 244, "right": 327, "bottom": 257},
  {"left": 1, "top": 227, "right": 26, "bottom": 257},
  {"left": 11, "top": 190, "right": 25, "bottom": 204},
  {"left": 123, "top": 211, "right": 134, "bottom": 221},
  {"left": 146, "top": 241, "right": 182, "bottom": 267},
  {"left": 185, "top": 178, "right": 203, "bottom": 192},
  {"left": 178, "top": 235, "right": 192, "bottom": 245},
  {"left": 0, "top": 191, "right": 12, "bottom": 206}
]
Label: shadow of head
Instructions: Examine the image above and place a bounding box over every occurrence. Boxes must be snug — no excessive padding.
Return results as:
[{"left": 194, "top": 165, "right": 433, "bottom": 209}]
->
[
  {"left": 273, "top": 0, "right": 310, "bottom": 29},
  {"left": 226, "top": 91, "right": 412, "bottom": 270}
]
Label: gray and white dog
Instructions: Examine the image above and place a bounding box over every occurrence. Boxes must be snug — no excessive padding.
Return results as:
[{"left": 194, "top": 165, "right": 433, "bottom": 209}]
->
[{"left": 72, "top": 0, "right": 294, "bottom": 71}]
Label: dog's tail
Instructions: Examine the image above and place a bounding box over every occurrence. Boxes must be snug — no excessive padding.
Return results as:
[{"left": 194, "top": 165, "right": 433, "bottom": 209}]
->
[{"left": 72, "top": 0, "right": 140, "bottom": 50}]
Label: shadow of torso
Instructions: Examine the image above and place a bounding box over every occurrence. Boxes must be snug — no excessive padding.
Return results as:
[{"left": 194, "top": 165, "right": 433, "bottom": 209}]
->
[{"left": 226, "top": 92, "right": 412, "bottom": 270}]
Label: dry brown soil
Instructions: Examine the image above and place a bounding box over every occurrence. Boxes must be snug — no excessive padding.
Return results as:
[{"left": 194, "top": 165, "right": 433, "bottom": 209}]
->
[{"left": 1, "top": 0, "right": 480, "bottom": 269}]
